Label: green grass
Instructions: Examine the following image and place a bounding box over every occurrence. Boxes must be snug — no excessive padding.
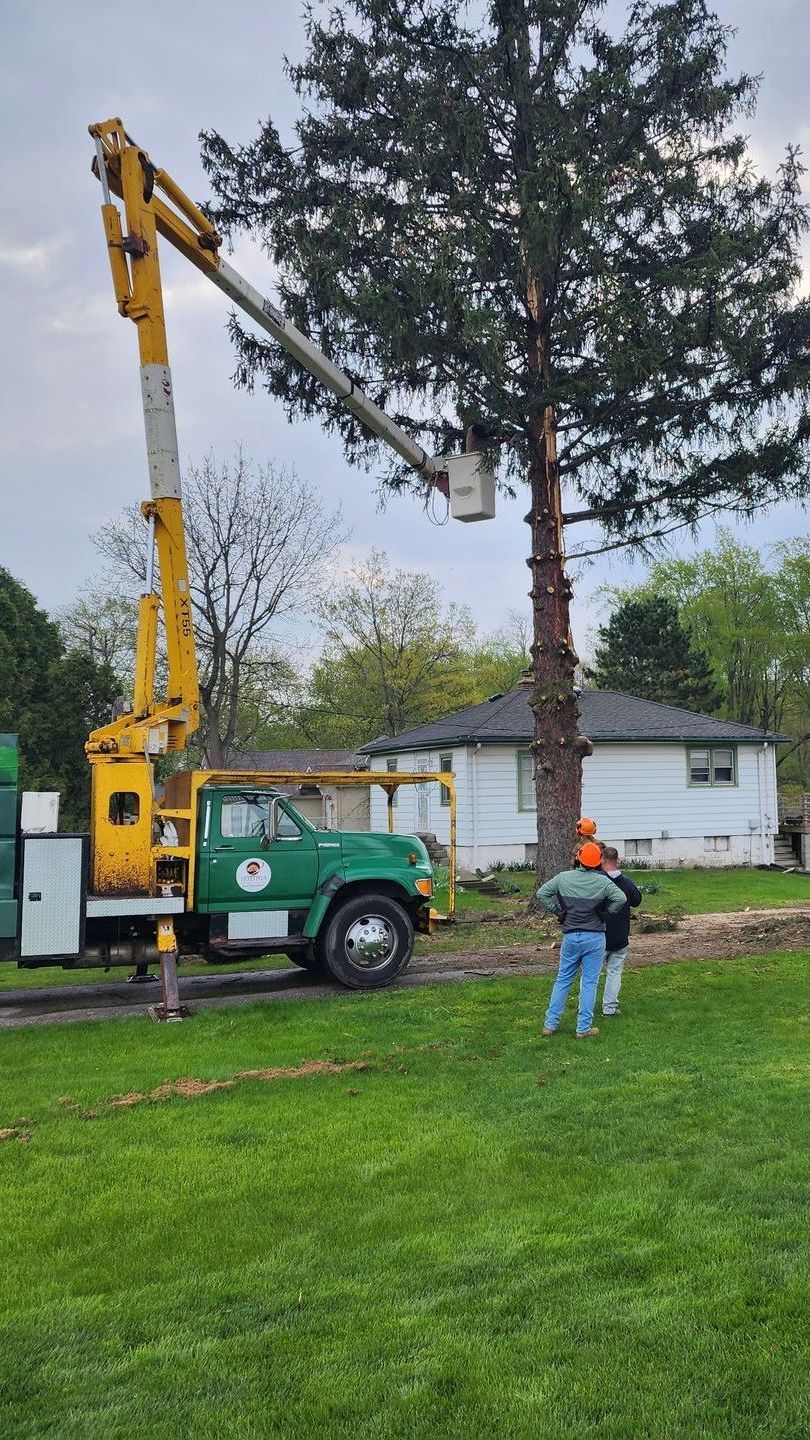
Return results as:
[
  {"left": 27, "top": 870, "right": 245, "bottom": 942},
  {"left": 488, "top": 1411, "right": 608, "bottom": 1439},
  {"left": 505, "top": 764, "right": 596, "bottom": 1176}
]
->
[
  {"left": 453, "top": 865, "right": 810, "bottom": 915},
  {"left": 607, "top": 864, "right": 809, "bottom": 913},
  {"left": 2, "top": 867, "right": 806, "bottom": 991},
  {"left": 1, "top": 954, "right": 809, "bottom": 1438},
  {"left": 0, "top": 953, "right": 291, "bottom": 992},
  {"left": 420, "top": 865, "right": 810, "bottom": 954}
]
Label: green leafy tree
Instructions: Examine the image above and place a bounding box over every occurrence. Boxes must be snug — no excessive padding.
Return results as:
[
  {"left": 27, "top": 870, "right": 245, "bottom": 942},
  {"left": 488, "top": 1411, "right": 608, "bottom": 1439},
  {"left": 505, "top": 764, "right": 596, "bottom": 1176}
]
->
[
  {"left": 460, "top": 610, "right": 533, "bottom": 700},
  {"left": 0, "top": 567, "right": 64, "bottom": 792},
  {"left": 0, "top": 569, "right": 120, "bottom": 829},
  {"left": 587, "top": 595, "right": 722, "bottom": 711},
  {"left": 55, "top": 649, "right": 123, "bottom": 830},
  {"left": 599, "top": 532, "right": 810, "bottom": 783},
  {"left": 222, "top": 646, "right": 308, "bottom": 756},
  {"left": 771, "top": 540, "right": 810, "bottom": 735},
  {"left": 57, "top": 585, "right": 137, "bottom": 679},
  {"left": 202, "top": 0, "right": 810, "bottom": 875},
  {"left": 297, "top": 550, "right": 478, "bottom": 744},
  {"left": 603, "top": 532, "right": 809, "bottom": 734}
]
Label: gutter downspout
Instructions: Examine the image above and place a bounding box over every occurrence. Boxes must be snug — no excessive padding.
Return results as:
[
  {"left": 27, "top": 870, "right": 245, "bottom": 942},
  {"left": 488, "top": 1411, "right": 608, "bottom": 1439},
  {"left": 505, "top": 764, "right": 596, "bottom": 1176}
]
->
[
  {"left": 758, "top": 742, "right": 769, "bottom": 865},
  {"left": 470, "top": 743, "right": 482, "bottom": 870}
]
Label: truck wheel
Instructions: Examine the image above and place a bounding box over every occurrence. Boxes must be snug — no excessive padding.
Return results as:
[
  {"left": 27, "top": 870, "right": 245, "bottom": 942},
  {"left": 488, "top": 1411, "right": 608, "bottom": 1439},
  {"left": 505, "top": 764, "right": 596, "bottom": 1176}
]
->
[
  {"left": 322, "top": 894, "right": 413, "bottom": 989},
  {"left": 287, "top": 949, "right": 326, "bottom": 974}
]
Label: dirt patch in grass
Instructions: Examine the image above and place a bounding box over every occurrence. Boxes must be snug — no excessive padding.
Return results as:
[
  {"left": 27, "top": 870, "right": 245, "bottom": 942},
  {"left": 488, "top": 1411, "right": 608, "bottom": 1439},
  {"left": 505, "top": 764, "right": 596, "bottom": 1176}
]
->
[
  {"left": 414, "top": 908, "right": 810, "bottom": 973},
  {"left": 235, "top": 1060, "right": 367, "bottom": 1082},
  {"left": 106, "top": 1059, "right": 370, "bottom": 1111},
  {"left": 0, "top": 1124, "right": 32, "bottom": 1143},
  {"left": 631, "top": 909, "right": 809, "bottom": 965}
]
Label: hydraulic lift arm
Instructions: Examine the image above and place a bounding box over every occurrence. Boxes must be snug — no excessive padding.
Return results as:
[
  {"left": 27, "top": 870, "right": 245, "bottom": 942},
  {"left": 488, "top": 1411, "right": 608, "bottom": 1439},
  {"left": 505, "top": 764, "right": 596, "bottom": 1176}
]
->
[
  {"left": 87, "top": 122, "right": 199, "bottom": 760},
  {"left": 88, "top": 119, "right": 490, "bottom": 487},
  {"left": 87, "top": 117, "right": 495, "bottom": 761},
  {"left": 79, "top": 115, "right": 486, "bottom": 977}
]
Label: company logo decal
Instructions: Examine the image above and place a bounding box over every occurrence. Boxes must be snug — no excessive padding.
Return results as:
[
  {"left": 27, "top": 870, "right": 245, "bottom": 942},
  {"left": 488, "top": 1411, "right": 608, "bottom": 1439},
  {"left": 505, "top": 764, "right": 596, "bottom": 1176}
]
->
[{"left": 235, "top": 858, "right": 272, "bottom": 893}]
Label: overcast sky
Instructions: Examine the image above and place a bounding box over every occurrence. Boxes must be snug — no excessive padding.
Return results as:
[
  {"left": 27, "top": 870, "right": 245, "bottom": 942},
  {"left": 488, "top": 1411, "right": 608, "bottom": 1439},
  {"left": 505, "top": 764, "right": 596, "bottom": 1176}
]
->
[{"left": 1, "top": 0, "right": 808, "bottom": 663}]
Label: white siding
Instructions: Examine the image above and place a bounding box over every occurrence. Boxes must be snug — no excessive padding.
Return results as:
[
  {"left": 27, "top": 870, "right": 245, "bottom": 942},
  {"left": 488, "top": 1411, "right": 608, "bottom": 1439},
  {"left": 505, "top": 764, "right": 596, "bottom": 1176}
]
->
[
  {"left": 289, "top": 785, "right": 370, "bottom": 832},
  {"left": 473, "top": 746, "right": 538, "bottom": 844},
  {"left": 581, "top": 743, "right": 775, "bottom": 864},
  {"left": 367, "top": 739, "right": 778, "bottom": 868}
]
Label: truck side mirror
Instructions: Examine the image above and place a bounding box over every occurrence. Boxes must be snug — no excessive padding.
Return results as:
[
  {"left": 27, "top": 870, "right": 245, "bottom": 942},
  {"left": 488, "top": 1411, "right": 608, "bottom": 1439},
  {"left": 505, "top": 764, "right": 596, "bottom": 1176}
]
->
[{"left": 266, "top": 798, "right": 279, "bottom": 845}]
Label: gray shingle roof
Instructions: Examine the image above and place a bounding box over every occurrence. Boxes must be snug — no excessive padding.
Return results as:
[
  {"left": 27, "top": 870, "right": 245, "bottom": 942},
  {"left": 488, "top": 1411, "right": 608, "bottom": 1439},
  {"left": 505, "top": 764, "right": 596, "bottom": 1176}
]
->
[
  {"left": 359, "top": 688, "right": 789, "bottom": 754},
  {"left": 229, "top": 748, "right": 368, "bottom": 772}
]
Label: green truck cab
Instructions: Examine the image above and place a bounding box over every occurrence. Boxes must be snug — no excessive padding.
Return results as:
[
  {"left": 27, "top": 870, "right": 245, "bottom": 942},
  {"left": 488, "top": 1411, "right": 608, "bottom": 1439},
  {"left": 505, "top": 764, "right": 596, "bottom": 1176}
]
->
[
  {"left": 191, "top": 783, "right": 434, "bottom": 988},
  {"left": 1, "top": 752, "right": 434, "bottom": 994}
]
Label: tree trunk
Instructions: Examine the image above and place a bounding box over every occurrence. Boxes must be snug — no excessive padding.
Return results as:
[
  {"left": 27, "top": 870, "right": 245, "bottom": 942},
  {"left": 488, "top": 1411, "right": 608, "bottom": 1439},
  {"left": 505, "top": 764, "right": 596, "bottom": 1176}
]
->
[
  {"left": 526, "top": 402, "right": 586, "bottom": 881},
  {"left": 496, "top": 2, "right": 585, "bottom": 878},
  {"left": 204, "top": 726, "right": 225, "bottom": 770}
]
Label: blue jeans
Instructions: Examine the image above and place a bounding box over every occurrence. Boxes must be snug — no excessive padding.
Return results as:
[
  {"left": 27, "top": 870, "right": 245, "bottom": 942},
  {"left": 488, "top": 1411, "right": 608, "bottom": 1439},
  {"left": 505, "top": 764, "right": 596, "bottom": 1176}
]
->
[
  {"left": 544, "top": 931, "right": 606, "bottom": 1034},
  {"left": 602, "top": 946, "right": 628, "bottom": 1015}
]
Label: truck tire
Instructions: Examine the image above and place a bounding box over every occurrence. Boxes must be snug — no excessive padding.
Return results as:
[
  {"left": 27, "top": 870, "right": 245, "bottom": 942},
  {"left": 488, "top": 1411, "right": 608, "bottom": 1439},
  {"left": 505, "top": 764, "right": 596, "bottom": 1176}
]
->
[
  {"left": 321, "top": 894, "right": 413, "bottom": 989},
  {"left": 287, "top": 949, "right": 326, "bottom": 974}
]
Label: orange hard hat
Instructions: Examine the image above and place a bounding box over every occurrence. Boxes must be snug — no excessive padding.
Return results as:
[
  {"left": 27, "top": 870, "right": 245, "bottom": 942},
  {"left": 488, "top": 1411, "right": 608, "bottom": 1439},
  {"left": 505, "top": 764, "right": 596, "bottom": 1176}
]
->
[
  {"left": 577, "top": 841, "right": 603, "bottom": 868},
  {"left": 576, "top": 816, "right": 597, "bottom": 837}
]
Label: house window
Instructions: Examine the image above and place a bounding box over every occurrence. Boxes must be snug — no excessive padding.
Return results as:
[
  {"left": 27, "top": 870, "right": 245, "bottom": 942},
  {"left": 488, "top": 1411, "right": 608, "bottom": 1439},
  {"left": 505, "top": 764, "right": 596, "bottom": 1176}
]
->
[
  {"left": 688, "top": 746, "right": 736, "bottom": 786},
  {"left": 705, "top": 835, "right": 730, "bottom": 852},
  {"left": 712, "top": 749, "right": 735, "bottom": 784},
  {"left": 386, "top": 757, "right": 398, "bottom": 808},
  {"left": 439, "top": 753, "right": 453, "bottom": 807},
  {"left": 517, "top": 750, "right": 535, "bottom": 811},
  {"left": 625, "top": 838, "right": 653, "bottom": 858}
]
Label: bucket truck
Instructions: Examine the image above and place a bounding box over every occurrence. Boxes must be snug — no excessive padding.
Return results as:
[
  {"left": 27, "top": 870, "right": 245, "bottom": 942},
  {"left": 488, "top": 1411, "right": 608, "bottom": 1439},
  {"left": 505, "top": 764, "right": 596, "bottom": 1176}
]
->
[{"left": 0, "top": 118, "right": 486, "bottom": 1017}]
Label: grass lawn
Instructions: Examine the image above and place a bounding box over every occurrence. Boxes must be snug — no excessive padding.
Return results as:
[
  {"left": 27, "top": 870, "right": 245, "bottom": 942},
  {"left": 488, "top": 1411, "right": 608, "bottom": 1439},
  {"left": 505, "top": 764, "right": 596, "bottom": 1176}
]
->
[
  {"left": 0, "top": 953, "right": 292, "bottom": 992},
  {"left": 1, "top": 867, "right": 807, "bottom": 992},
  {"left": 448, "top": 865, "right": 810, "bottom": 916},
  {"left": 1, "top": 953, "right": 808, "bottom": 1439},
  {"left": 420, "top": 865, "right": 810, "bottom": 955}
]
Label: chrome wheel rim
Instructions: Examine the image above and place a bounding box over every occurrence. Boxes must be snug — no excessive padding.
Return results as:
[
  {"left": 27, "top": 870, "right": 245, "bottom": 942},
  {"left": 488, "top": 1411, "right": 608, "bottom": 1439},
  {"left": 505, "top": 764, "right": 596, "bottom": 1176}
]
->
[{"left": 344, "top": 914, "right": 396, "bottom": 968}]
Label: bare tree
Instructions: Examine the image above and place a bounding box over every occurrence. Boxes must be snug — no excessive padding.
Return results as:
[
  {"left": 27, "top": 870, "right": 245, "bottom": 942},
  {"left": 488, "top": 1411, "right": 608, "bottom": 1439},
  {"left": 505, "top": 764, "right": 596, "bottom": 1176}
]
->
[{"left": 92, "top": 451, "right": 346, "bottom": 765}]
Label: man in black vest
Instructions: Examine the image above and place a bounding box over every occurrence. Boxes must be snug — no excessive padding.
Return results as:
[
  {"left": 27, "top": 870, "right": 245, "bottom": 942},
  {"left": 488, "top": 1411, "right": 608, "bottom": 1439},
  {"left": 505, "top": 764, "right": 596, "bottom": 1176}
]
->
[{"left": 599, "top": 846, "right": 642, "bottom": 1018}]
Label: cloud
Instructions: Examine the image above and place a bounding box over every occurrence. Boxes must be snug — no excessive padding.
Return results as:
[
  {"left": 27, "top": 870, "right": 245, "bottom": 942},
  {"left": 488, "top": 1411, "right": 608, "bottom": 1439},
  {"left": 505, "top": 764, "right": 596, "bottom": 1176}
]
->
[
  {"left": 1, "top": 0, "right": 808, "bottom": 647},
  {"left": 0, "top": 240, "right": 51, "bottom": 271}
]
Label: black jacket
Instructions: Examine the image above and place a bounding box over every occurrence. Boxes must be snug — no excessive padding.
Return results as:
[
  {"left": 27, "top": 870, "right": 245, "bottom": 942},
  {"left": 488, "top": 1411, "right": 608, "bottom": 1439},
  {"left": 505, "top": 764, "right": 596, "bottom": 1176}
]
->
[{"left": 604, "top": 872, "right": 642, "bottom": 950}]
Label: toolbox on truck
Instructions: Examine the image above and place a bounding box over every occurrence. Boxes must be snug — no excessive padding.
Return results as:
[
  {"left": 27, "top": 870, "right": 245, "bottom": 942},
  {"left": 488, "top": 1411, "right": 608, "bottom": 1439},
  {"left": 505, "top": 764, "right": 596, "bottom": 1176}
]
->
[{"left": 19, "top": 835, "right": 89, "bottom": 959}]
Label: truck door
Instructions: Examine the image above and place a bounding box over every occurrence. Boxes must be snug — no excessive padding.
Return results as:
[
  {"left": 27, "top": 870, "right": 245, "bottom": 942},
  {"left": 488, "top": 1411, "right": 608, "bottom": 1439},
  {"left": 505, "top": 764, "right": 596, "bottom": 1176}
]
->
[{"left": 198, "top": 789, "right": 319, "bottom": 914}]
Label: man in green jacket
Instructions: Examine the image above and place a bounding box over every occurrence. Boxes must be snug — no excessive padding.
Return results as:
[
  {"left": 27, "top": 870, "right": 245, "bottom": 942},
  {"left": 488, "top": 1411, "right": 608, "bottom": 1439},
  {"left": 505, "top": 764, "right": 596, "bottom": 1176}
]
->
[{"left": 535, "top": 841, "right": 627, "bottom": 1038}]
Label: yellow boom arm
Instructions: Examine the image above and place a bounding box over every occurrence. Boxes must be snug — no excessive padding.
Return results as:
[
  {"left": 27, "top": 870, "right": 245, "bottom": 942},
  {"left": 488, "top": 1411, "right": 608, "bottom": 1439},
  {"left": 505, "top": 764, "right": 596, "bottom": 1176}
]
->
[
  {"left": 86, "top": 117, "right": 491, "bottom": 904},
  {"left": 87, "top": 120, "right": 199, "bottom": 760}
]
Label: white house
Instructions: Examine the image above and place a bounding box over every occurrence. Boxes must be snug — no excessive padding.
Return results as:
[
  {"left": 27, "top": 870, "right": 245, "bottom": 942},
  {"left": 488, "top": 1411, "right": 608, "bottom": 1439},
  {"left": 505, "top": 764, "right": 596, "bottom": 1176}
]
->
[{"left": 359, "top": 684, "right": 787, "bottom": 869}]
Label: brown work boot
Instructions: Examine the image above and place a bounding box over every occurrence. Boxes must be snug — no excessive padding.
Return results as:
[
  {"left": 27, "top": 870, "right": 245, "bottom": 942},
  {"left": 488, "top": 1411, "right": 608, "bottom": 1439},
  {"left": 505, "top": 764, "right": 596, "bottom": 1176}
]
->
[
  {"left": 575, "top": 1027, "right": 600, "bottom": 1039},
  {"left": 541, "top": 1027, "right": 556, "bottom": 1037}
]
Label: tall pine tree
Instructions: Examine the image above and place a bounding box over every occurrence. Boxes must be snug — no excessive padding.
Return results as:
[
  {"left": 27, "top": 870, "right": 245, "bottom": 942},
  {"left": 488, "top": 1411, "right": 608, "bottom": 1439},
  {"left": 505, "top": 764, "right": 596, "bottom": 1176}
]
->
[
  {"left": 587, "top": 596, "right": 722, "bottom": 712},
  {"left": 201, "top": 0, "right": 810, "bottom": 876}
]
